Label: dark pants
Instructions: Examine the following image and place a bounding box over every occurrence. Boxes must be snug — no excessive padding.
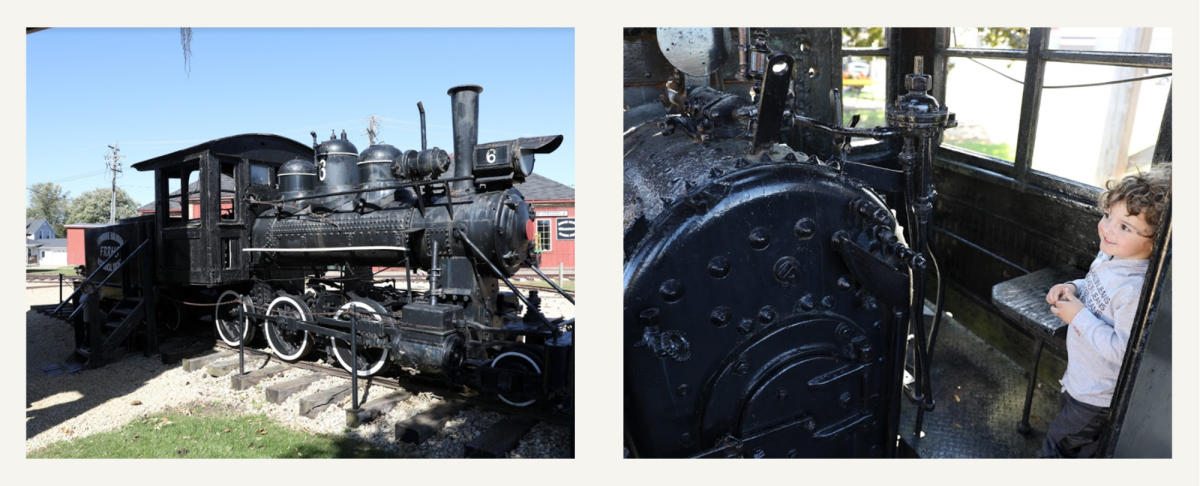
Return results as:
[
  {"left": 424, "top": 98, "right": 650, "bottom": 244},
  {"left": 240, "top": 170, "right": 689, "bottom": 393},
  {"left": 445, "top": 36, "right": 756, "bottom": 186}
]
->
[{"left": 1039, "top": 391, "right": 1110, "bottom": 458}]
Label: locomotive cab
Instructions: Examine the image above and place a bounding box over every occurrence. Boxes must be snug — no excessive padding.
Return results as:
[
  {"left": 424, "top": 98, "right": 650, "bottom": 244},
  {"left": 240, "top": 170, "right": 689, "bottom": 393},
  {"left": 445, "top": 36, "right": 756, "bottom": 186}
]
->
[{"left": 131, "top": 134, "right": 312, "bottom": 286}]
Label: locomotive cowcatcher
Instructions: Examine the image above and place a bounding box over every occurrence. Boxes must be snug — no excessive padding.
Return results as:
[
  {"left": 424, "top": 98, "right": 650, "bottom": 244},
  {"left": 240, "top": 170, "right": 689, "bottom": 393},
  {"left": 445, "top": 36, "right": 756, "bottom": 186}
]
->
[{"left": 50, "top": 85, "right": 573, "bottom": 410}]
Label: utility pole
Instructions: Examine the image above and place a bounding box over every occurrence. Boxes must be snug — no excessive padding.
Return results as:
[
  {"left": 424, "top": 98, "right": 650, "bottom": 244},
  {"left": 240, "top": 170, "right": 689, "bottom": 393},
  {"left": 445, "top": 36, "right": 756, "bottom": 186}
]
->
[
  {"left": 105, "top": 144, "right": 123, "bottom": 224},
  {"left": 366, "top": 115, "right": 381, "bottom": 145}
]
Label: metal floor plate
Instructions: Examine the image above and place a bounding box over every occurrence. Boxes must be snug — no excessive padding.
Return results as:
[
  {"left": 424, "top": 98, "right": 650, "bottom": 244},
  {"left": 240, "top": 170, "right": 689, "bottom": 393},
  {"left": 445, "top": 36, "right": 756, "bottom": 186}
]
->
[{"left": 899, "top": 313, "right": 1059, "bottom": 458}]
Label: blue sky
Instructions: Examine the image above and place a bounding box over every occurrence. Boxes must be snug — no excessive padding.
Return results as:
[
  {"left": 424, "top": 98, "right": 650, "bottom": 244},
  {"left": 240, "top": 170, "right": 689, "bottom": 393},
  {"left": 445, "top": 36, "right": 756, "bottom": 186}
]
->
[{"left": 26, "top": 28, "right": 574, "bottom": 208}]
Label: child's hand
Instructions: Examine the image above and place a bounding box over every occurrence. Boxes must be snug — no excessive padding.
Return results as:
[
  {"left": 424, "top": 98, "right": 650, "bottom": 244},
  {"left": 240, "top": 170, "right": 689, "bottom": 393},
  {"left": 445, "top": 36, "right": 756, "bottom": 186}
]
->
[
  {"left": 1050, "top": 293, "right": 1084, "bottom": 324},
  {"left": 1045, "top": 283, "right": 1077, "bottom": 305}
]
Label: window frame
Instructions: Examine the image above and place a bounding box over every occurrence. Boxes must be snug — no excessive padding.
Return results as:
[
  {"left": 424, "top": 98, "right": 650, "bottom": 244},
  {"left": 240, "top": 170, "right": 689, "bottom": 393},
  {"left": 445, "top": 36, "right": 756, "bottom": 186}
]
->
[
  {"left": 535, "top": 218, "right": 553, "bottom": 254},
  {"left": 936, "top": 27, "right": 1171, "bottom": 200}
]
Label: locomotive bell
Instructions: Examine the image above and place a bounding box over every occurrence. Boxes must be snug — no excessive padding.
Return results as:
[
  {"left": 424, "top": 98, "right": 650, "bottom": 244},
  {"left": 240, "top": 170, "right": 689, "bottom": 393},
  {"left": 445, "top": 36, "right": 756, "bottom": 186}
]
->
[
  {"left": 357, "top": 143, "right": 402, "bottom": 203},
  {"left": 312, "top": 130, "right": 359, "bottom": 212},
  {"left": 278, "top": 158, "right": 316, "bottom": 209}
]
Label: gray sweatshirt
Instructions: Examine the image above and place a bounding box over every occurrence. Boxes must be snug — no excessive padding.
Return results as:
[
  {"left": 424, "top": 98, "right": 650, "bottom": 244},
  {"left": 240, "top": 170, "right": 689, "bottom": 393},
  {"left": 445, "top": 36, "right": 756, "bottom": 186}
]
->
[{"left": 1061, "top": 251, "right": 1149, "bottom": 408}]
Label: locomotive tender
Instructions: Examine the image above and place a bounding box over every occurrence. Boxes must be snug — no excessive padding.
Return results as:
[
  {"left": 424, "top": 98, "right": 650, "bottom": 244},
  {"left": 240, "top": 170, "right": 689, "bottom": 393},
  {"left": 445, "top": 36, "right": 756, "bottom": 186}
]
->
[{"left": 73, "top": 85, "right": 571, "bottom": 408}]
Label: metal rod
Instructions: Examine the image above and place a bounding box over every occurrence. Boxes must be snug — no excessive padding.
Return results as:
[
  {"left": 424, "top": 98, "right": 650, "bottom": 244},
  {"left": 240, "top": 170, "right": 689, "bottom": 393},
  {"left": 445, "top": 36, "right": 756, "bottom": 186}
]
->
[
  {"left": 59, "top": 273, "right": 63, "bottom": 305},
  {"left": 350, "top": 313, "right": 360, "bottom": 411},
  {"left": 238, "top": 302, "right": 246, "bottom": 376},
  {"left": 527, "top": 263, "right": 574, "bottom": 304},
  {"left": 405, "top": 253, "right": 413, "bottom": 304},
  {"left": 417, "top": 101, "right": 427, "bottom": 151},
  {"left": 456, "top": 229, "right": 552, "bottom": 330},
  {"left": 792, "top": 114, "right": 901, "bottom": 139},
  {"left": 56, "top": 239, "right": 130, "bottom": 315},
  {"left": 255, "top": 176, "right": 474, "bottom": 205},
  {"left": 1018, "top": 337, "right": 1045, "bottom": 435},
  {"left": 429, "top": 241, "right": 439, "bottom": 306}
]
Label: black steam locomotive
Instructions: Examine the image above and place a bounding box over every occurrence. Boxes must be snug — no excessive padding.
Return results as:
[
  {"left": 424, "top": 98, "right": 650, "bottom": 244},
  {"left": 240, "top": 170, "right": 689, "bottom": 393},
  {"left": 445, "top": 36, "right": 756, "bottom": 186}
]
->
[{"left": 64, "top": 86, "right": 572, "bottom": 408}]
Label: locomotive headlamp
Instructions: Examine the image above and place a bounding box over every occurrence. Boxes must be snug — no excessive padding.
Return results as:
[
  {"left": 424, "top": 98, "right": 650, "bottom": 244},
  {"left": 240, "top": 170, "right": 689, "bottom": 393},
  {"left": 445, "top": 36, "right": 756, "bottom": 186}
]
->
[{"left": 472, "top": 135, "right": 563, "bottom": 183}]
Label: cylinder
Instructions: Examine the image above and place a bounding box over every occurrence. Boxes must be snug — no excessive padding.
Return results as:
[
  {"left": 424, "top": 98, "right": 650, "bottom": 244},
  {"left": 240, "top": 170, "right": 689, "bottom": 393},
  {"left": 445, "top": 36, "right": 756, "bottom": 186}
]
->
[
  {"left": 357, "top": 143, "right": 402, "bottom": 203},
  {"left": 448, "top": 85, "right": 482, "bottom": 194},
  {"left": 278, "top": 158, "right": 316, "bottom": 210},
  {"left": 312, "top": 131, "right": 359, "bottom": 212}
]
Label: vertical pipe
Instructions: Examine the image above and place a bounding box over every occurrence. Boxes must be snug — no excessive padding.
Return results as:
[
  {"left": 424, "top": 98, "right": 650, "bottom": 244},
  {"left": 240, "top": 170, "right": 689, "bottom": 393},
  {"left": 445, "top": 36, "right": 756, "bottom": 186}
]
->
[
  {"left": 447, "top": 85, "right": 482, "bottom": 194},
  {"left": 59, "top": 273, "right": 64, "bottom": 304},
  {"left": 238, "top": 305, "right": 245, "bottom": 375},
  {"left": 350, "top": 313, "right": 359, "bottom": 410},
  {"left": 558, "top": 262, "right": 564, "bottom": 286},
  {"left": 430, "top": 241, "right": 439, "bottom": 306},
  {"left": 417, "top": 102, "right": 427, "bottom": 151},
  {"left": 405, "top": 254, "right": 413, "bottom": 304}
]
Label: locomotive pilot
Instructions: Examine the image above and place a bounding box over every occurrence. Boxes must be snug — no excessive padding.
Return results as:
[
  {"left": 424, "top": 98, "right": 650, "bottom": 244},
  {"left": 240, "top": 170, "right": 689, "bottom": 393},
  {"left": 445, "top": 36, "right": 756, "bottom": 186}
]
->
[{"left": 1040, "top": 165, "right": 1170, "bottom": 458}]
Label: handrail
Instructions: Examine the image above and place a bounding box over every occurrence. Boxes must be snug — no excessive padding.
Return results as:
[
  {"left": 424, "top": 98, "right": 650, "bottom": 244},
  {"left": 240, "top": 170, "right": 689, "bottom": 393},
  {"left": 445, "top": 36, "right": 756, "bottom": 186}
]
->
[
  {"left": 65, "top": 238, "right": 152, "bottom": 321},
  {"left": 524, "top": 262, "right": 575, "bottom": 305},
  {"left": 53, "top": 240, "right": 129, "bottom": 315}
]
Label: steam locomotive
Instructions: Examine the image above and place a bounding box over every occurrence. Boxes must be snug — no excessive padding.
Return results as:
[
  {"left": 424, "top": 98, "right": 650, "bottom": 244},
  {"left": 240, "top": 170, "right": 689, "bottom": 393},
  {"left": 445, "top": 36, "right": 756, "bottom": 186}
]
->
[
  {"left": 624, "top": 28, "right": 1172, "bottom": 458},
  {"left": 68, "top": 86, "right": 572, "bottom": 409}
]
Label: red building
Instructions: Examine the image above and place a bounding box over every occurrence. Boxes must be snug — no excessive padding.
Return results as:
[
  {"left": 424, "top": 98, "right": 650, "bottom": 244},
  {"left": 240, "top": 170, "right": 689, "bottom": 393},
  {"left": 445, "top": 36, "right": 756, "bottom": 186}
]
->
[
  {"left": 520, "top": 173, "right": 575, "bottom": 272},
  {"left": 64, "top": 223, "right": 108, "bottom": 265}
]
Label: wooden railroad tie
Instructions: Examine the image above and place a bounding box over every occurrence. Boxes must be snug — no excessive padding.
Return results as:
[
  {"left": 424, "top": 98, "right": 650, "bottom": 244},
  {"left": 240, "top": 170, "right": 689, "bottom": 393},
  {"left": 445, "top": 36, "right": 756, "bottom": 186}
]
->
[
  {"left": 205, "top": 356, "right": 267, "bottom": 377},
  {"left": 230, "top": 364, "right": 288, "bottom": 391},
  {"left": 394, "top": 400, "right": 466, "bottom": 444},
  {"left": 180, "top": 350, "right": 235, "bottom": 372},
  {"left": 463, "top": 416, "right": 539, "bottom": 458},
  {"left": 299, "top": 383, "right": 352, "bottom": 418},
  {"left": 264, "top": 374, "right": 323, "bottom": 404},
  {"left": 346, "top": 390, "right": 412, "bottom": 428}
]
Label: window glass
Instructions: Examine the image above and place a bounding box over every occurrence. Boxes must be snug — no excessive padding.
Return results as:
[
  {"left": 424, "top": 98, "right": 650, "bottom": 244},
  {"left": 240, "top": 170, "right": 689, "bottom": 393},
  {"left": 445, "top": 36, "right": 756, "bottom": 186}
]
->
[
  {"left": 250, "top": 163, "right": 272, "bottom": 186},
  {"left": 1047, "top": 27, "right": 1171, "bottom": 53},
  {"left": 1031, "top": 62, "right": 1170, "bottom": 187},
  {"left": 841, "top": 28, "right": 885, "bottom": 49},
  {"left": 943, "top": 57, "right": 1026, "bottom": 161},
  {"left": 841, "top": 56, "right": 887, "bottom": 128},
  {"left": 536, "top": 219, "right": 553, "bottom": 253},
  {"left": 950, "top": 28, "right": 1030, "bottom": 50},
  {"left": 166, "top": 172, "right": 183, "bottom": 226},
  {"left": 220, "top": 161, "right": 237, "bottom": 220},
  {"left": 185, "top": 170, "right": 198, "bottom": 222}
]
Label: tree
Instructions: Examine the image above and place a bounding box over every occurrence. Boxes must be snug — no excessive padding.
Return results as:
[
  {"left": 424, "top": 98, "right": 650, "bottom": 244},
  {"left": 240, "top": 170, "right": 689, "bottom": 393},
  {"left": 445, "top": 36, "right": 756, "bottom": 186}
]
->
[
  {"left": 26, "top": 182, "right": 69, "bottom": 237},
  {"left": 66, "top": 188, "right": 141, "bottom": 225}
]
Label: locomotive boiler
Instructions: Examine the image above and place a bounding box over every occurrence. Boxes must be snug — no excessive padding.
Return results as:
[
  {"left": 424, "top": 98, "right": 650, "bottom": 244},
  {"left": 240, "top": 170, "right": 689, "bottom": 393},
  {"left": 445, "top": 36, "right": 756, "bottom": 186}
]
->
[
  {"left": 624, "top": 31, "right": 954, "bottom": 457},
  {"left": 68, "top": 85, "right": 571, "bottom": 409}
]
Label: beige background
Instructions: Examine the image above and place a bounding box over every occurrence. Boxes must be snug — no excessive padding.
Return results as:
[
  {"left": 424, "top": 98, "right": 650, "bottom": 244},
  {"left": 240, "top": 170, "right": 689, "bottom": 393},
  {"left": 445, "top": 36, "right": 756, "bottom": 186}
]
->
[{"left": 6, "top": 0, "right": 1197, "bottom": 483}]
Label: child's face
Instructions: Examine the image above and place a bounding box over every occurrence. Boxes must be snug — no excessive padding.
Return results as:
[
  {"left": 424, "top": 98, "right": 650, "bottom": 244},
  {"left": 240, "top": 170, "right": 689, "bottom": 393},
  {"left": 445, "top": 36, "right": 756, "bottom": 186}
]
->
[{"left": 1097, "top": 199, "right": 1155, "bottom": 260}]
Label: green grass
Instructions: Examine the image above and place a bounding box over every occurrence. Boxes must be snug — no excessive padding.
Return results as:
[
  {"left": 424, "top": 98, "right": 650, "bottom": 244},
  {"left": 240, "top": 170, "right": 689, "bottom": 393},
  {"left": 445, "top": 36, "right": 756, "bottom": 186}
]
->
[
  {"left": 947, "top": 139, "right": 1015, "bottom": 161},
  {"left": 26, "top": 266, "right": 78, "bottom": 276},
  {"left": 28, "top": 405, "right": 398, "bottom": 458}
]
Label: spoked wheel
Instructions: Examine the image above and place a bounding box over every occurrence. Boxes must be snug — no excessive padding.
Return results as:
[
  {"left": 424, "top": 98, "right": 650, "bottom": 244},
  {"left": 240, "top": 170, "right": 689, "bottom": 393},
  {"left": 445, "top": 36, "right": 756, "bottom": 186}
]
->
[
  {"left": 490, "top": 350, "right": 543, "bottom": 407},
  {"left": 214, "top": 290, "right": 256, "bottom": 347},
  {"left": 330, "top": 299, "right": 392, "bottom": 377},
  {"left": 264, "top": 295, "right": 314, "bottom": 361}
]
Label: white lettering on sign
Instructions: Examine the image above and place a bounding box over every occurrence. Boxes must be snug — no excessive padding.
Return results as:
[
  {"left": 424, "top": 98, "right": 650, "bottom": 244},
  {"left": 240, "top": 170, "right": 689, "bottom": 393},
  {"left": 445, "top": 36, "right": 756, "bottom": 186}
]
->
[
  {"left": 556, "top": 218, "right": 575, "bottom": 240},
  {"left": 97, "top": 231, "right": 125, "bottom": 272},
  {"left": 536, "top": 210, "right": 569, "bottom": 217}
]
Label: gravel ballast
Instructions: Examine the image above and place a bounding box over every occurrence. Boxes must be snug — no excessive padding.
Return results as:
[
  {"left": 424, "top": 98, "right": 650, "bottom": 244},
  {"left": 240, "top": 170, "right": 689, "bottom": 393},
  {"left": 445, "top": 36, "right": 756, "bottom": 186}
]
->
[{"left": 25, "top": 282, "right": 573, "bottom": 457}]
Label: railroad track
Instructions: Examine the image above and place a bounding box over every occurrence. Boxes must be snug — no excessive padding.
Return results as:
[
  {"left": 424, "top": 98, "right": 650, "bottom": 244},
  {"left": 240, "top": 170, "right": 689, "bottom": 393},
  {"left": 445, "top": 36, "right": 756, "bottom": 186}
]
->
[
  {"left": 173, "top": 342, "right": 571, "bottom": 457},
  {"left": 511, "top": 283, "right": 575, "bottom": 298},
  {"left": 26, "top": 273, "right": 82, "bottom": 283}
]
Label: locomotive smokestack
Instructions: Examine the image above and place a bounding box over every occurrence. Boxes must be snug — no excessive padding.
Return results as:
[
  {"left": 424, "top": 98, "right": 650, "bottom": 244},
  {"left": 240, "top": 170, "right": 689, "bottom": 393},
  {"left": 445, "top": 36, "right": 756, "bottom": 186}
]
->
[{"left": 448, "top": 85, "right": 482, "bottom": 193}]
